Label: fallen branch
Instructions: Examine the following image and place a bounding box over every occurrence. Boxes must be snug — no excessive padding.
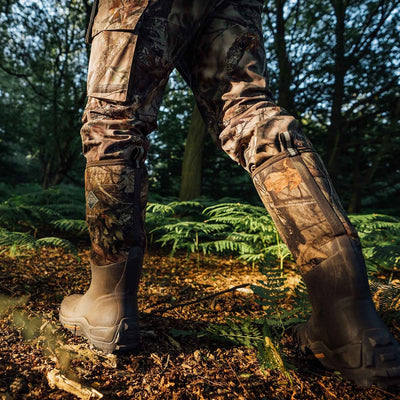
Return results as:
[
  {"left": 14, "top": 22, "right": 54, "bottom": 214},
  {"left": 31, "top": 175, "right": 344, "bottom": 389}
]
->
[
  {"left": 148, "top": 283, "right": 251, "bottom": 315},
  {"left": 47, "top": 369, "right": 103, "bottom": 399}
]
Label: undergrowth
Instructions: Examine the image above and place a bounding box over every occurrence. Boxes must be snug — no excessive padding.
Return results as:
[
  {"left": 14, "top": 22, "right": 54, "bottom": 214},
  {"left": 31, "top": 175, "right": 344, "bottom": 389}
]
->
[
  {"left": 1, "top": 183, "right": 399, "bottom": 278},
  {"left": 1, "top": 183, "right": 400, "bottom": 376}
]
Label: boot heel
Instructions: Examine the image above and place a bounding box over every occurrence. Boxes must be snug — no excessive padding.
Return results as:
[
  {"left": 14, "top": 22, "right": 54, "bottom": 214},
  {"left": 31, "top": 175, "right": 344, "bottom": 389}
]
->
[
  {"left": 113, "top": 318, "right": 141, "bottom": 353},
  {"left": 83, "top": 318, "right": 140, "bottom": 354}
]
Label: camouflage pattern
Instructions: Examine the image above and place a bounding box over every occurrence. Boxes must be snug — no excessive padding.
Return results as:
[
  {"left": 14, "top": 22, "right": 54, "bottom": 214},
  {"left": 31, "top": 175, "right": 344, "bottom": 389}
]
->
[
  {"left": 81, "top": 0, "right": 363, "bottom": 275},
  {"left": 252, "top": 145, "right": 360, "bottom": 275},
  {"left": 81, "top": 0, "right": 271, "bottom": 163},
  {"left": 85, "top": 160, "right": 148, "bottom": 265},
  {"left": 87, "top": 30, "right": 138, "bottom": 102},
  {"left": 91, "top": 0, "right": 148, "bottom": 38}
]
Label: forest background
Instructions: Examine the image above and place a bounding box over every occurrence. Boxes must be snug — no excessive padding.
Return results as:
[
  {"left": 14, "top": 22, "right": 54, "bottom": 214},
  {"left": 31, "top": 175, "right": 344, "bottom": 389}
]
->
[
  {"left": 0, "top": 1, "right": 400, "bottom": 398},
  {"left": 0, "top": 0, "right": 399, "bottom": 214}
]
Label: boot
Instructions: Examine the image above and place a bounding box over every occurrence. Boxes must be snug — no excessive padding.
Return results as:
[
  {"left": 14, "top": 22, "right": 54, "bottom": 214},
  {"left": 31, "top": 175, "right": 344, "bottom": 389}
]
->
[
  {"left": 60, "top": 157, "right": 148, "bottom": 354},
  {"left": 59, "top": 247, "right": 143, "bottom": 353},
  {"left": 252, "top": 131, "right": 400, "bottom": 387}
]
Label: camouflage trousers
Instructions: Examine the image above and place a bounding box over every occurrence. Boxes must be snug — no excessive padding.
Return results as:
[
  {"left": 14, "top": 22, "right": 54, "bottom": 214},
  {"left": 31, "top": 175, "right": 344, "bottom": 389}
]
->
[{"left": 82, "top": 0, "right": 361, "bottom": 274}]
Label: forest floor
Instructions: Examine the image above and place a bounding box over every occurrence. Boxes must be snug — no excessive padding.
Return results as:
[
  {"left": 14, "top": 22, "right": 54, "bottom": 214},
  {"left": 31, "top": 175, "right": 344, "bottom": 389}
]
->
[{"left": 1, "top": 248, "right": 400, "bottom": 400}]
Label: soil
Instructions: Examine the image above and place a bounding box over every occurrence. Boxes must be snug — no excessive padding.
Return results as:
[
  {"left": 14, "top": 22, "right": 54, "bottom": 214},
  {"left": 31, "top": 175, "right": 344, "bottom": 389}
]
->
[{"left": 1, "top": 248, "right": 400, "bottom": 399}]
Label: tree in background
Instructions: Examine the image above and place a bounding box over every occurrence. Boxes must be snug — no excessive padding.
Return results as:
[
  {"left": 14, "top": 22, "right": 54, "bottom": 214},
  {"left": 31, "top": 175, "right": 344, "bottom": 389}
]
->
[
  {"left": 262, "top": 0, "right": 400, "bottom": 212},
  {"left": 179, "top": 103, "right": 207, "bottom": 201},
  {"left": 0, "top": 0, "right": 398, "bottom": 212},
  {"left": 0, "top": 0, "right": 91, "bottom": 187}
]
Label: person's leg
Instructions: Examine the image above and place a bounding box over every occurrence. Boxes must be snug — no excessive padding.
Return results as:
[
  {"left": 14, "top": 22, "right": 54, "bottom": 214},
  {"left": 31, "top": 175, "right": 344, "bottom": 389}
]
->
[
  {"left": 60, "top": 0, "right": 217, "bottom": 353},
  {"left": 179, "top": 0, "right": 400, "bottom": 386}
]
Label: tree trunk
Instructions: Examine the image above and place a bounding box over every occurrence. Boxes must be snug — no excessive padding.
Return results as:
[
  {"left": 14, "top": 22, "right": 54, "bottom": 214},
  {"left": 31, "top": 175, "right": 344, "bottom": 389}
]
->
[
  {"left": 327, "top": 0, "right": 346, "bottom": 180},
  {"left": 42, "top": 158, "right": 53, "bottom": 190},
  {"left": 179, "top": 103, "right": 207, "bottom": 201},
  {"left": 274, "top": 0, "right": 293, "bottom": 113}
]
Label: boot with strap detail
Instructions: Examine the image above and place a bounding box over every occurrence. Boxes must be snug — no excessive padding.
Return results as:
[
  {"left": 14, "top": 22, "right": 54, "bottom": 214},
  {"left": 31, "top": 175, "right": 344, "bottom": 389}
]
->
[{"left": 251, "top": 130, "right": 400, "bottom": 387}]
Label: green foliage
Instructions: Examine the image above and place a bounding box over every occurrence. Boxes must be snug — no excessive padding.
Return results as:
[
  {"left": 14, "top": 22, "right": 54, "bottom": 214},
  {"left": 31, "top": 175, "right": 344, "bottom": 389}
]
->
[
  {"left": 257, "top": 324, "right": 292, "bottom": 379},
  {"left": 146, "top": 200, "right": 205, "bottom": 247},
  {"left": 206, "top": 316, "right": 294, "bottom": 378},
  {"left": 0, "top": 0, "right": 88, "bottom": 187},
  {"left": 0, "top": 185, "right": 398, "bottom": 281},
  {"left": 0, "top": 184, "right": 84, "bottom": 232},
  {"left": 203, "top": 269, "right": 308, "bottom": 377},
  {"left": 147, "top": 201, "right": 400, "bottom": 278},
  {"left": 350, "top": 214, "right": 400, "bottom": 275},
  {"left": 206, "top": 317, "right": 263, "bottom": 348},
  {"left": 171, "top": 317, "right": 292, "bottom": 378},
  {"left": 156, "top": 221, "right": 228, "bottom": 255},
  {"left": 202, "top": 203, "right": 292, "bottom": 268},
  {"left": 0, "top": 228, "right": 76, "bottom": 257},
  {"left": 150, "top": 201, "right": 291, "bottom": 267},
  {"left": 52, "top": 219, "right": 88, "bottom": 233},
  {"left": 0, "top": 184, "right": 85, "bottom": 255},
  {"left": 206, "top": 317, "right": 293, "bottom": 377},
  {"left": 252, "top": 268, "right": 310, "bottom": 334}
]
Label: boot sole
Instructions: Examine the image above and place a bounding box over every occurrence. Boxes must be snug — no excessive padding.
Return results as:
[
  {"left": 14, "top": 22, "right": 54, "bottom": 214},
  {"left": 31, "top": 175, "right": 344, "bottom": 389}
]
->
[
  {"left": 59, "top": 313, "right": 140, "bottom": 354},
  {"left": 294, "top": 323, "right": 400, "bottom": 388}
]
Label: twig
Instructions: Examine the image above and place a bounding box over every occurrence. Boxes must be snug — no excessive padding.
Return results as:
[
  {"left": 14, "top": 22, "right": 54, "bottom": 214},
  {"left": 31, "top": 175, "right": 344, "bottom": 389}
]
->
[
  {"left": 147, "top": 283, "right": 251, "bottom": 315},
  {"left": 226, "top": 358, "right": 254, "bottom": 400},
  {"left": 317, "top": 381, "right": 337, "bottom": 399},
  {"left": 372, "top": 386, "right": 399, "bottom": 398},
  {"left": 47, "top": 369, "right": 103, "bottom": 399}
]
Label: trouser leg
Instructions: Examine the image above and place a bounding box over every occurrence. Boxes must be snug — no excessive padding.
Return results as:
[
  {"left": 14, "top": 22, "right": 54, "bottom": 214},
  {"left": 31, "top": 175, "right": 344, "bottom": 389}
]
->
[
  {"left": 178, "top": 0, "right": 400, "bottom": 386},
  {"left": 80, "top": 0, "right": 218, "bottom": 260},
  {"left": 60, "top": 23, "right": 157, "bottom": 352},
  {"left": 61, "top": 0, "right": 220, "bottom": 353}
]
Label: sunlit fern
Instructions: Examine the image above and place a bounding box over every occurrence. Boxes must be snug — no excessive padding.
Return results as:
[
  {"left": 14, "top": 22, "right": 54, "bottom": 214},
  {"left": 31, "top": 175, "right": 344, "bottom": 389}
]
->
[
  {"left": 350, "top": 214, "right": 400, "bottom": 277},
  {"left": 0, "top": 228, "right": 76, "bottom": 256}
]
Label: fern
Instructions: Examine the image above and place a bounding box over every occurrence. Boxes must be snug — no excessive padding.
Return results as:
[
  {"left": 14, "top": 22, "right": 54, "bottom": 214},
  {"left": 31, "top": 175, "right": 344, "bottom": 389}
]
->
[
  {"left": 0, "top": 184, "right": 86, "bottom": 255},
  {"left": 252, "top": 268, "right": 310, "bottom": 339},
  {"left": 206, "top": 317, "right": 291, "bottom": 378},
  {"left": 52, "top": 219, "right": 87, "bottom": 233},
  {"left": 46, "top": 203, "right": 85, "bottom": 219},
  {"left": 205, "top": 203, "right": 275, "bottom": 235},
  {"left": 154, "top": 221, "right": 228, "bottom": 256},
  {"left": 150, "top": 201, "right": 291, "bottom": 268},
  {"left": 200, "top": 240, "right": 255, "bottom": 255},
  {"left": 146, "top": 202, "right": 175, "bottom": 216},
  {"left": 0, "top": 228, "right": 37, "bottom": 248},
  {"left": 5, "top": 184, "right": 84, "bottom": 207},
  {"left": 203, "top": 203, "right": 291, "bottom": 268},
  {"left": 0, "top": 228, "right": 76, "bottom": 256},
  {"left": 0, "top": 204, "right": 62, "bottom": 231},
  {"left": 206, "top": 317, "right": 263, "bottom": 348},
  {"left": 349, "top": 214, "right": 400, "bottom": 275},
  {"left": 36, "top": 237, "right": 76, "bottom": 253}
]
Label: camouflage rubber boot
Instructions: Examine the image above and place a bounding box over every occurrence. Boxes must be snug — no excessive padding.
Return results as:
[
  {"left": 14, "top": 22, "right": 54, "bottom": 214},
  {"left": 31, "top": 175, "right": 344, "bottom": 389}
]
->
[
  {"left": 252, "top": 131, "right": 400, "bottom": 387},
  {"left": 60, "top": 158, "right": 148, "bottom": 354}
]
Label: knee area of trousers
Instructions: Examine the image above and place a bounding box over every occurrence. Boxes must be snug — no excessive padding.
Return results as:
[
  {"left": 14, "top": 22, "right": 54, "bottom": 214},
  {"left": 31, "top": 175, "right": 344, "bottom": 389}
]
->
[{"left": 244, "top": 126, "right": 313, "bottom": 172}]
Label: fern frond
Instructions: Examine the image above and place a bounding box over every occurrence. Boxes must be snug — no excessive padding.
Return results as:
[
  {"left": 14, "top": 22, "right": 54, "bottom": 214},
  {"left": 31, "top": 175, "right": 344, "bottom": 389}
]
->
[
  {"left": 0, "top": 204, "right": 63, "bottom": 231},
  {"left": 206, "top": 318, "right": 263, "bottom": 348},
  {"left": 36, "top": 237, "right": 76, "bottom": 253},
  {"left": 146, "top": 202, "right": 175, "bottom": 216},
  {"left": 0, "top": 228, "right": 37, "bottom": 248},
  {"left": 46, "top": 203, "right": 85, "bottom": 219},
  {"left": 200, "top": 240, "right": 255, "bottom": 255},
  {"left": 0, "top": 228, "right": 76, "bottom": 255},
  {"left": 350, "top": 214, "right": 400, "bottom": 236},
  {"left": 52, "top": 219, "right": 87, "bottom": 233}
]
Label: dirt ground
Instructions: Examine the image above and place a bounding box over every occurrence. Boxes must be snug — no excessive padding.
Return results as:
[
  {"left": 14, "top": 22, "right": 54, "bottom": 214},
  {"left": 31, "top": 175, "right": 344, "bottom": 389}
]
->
[{"left": 1, "top": 248, "right": 400, "bottom": 399}]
